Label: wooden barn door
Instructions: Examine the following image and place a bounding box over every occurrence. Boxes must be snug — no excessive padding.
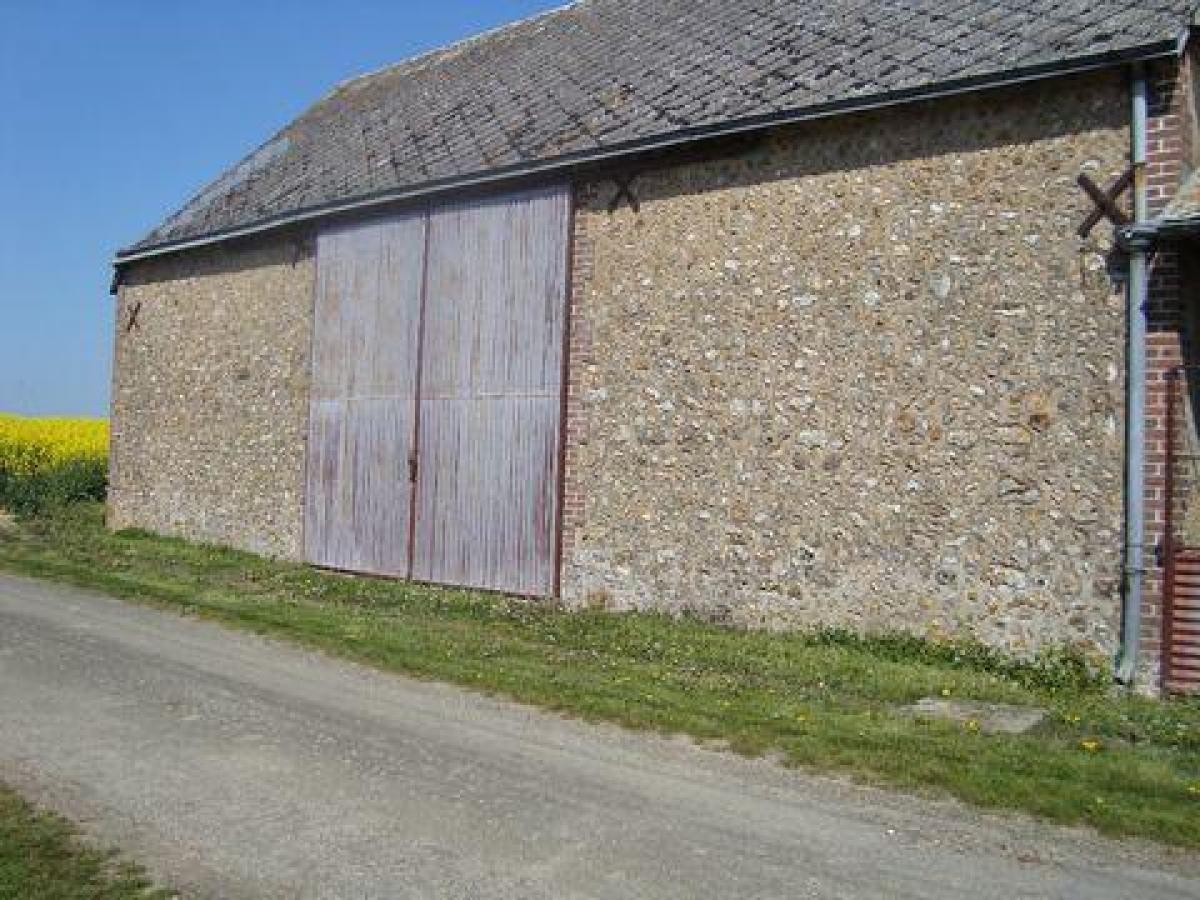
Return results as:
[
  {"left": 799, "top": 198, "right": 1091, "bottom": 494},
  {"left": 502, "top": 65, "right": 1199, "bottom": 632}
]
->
[
  {"left": 412, "top": 185, "right": 570, "bottom": 596},
  {"left": 305, "top": 212, "right": 427, "bottom": 577},
  {"left": 304, "top": 184, "right": 570, "bottom": 596}
]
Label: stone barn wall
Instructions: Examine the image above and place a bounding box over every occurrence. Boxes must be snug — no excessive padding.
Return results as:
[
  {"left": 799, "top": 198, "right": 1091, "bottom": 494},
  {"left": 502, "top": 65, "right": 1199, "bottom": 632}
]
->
[
  {"left": 109, "top": 236, "right": 315, "bottom": 559},
  {"left": 561, "top": 70, "right": 1132, "bottom": 664},
  {"left": 107, "top": 67, "right": 1140, "bottom": 667}
]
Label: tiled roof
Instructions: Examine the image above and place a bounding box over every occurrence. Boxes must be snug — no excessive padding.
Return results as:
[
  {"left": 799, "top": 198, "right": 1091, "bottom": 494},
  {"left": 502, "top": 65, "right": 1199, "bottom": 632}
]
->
[
  {"left": 120, "top": 0, "right": 1194, "bottom": 259},
  {"left": 1163, "top": 169, "right": 1200, "bottom": 223}
]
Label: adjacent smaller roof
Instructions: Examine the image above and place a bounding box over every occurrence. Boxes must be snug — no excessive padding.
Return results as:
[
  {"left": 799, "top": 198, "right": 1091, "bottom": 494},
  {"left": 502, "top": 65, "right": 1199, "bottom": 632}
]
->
[
  {"left": 1129, "top": 169, "right": 1200, "bottom": 243},
  {"left": 1163, "top": 169, "right": 1200, "bottom": 226}
]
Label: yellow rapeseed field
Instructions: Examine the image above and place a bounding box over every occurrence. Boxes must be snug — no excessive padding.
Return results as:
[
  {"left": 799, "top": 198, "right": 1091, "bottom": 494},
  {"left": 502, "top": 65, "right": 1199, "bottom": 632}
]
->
[
  {"left": 0, "top": 414, "right": 109, "bottom": 512},
  {"left": 0, "top": 414, "right": 108, "bottom": 475}
]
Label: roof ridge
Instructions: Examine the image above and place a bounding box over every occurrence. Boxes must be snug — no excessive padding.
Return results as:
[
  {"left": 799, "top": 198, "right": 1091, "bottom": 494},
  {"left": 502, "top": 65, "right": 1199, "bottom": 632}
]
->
[
  {"left": 329, "top": 0, "right": 585, "bottom": 97},
  {"left": 117, "top": 0, "right": 1196, "bottom": 262}
]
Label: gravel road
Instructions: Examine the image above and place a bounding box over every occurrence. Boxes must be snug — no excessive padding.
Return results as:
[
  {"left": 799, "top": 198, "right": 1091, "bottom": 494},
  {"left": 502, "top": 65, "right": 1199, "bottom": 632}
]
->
[{"left": 0, "top": 573, "right": 1196, "bottom": 899}]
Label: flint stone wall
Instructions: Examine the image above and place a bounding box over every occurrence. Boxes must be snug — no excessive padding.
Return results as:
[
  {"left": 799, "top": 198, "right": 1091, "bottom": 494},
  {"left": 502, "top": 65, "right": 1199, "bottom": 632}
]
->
[
  {"left": 108, "top": 237, "right": 314, "bottom": 559},
  {"left": 562, "top": 71, "right": 1131, "bottom": 663}
]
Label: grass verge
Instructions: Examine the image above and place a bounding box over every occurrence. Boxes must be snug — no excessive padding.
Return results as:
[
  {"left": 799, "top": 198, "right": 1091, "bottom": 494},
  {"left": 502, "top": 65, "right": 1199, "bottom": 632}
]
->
[
  {"left": 1, "top": 504, "right": 1198, "bottom": 848},
  {"left": 0, "top": 782, "right": 166, "bottom": 899}
]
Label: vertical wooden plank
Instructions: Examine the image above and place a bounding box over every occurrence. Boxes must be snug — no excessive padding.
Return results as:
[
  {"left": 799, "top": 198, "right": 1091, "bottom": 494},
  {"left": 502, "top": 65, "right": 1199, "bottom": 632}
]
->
[
  {"left": 304, "top": 212, "right": 426, "bottom": 576},
  {"left": 412, "top": 184, "right": 570, "bottom": 596}
]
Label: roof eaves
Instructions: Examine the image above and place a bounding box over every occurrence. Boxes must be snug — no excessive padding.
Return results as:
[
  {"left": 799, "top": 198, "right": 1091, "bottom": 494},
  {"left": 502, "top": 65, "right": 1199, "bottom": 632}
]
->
[{"left": 113, "top": 36, "right": 1182, "bottom": 267}]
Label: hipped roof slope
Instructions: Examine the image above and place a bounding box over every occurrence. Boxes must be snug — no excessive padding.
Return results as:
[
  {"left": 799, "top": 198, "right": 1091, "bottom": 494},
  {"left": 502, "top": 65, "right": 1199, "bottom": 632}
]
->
[{"left": 120, "top": 0, "right": 1194, "bottom": 261}]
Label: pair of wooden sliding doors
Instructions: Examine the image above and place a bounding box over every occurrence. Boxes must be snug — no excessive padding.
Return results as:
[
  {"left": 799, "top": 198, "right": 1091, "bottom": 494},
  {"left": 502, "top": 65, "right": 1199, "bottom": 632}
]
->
[{"left": 304, "top": 185, "right": 570, "bottom": 596}]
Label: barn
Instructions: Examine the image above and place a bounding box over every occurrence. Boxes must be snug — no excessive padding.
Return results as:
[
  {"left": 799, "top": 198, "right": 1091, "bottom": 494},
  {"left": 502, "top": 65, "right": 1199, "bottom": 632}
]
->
[{"left": 110, "top": 0, "right": 1200, "bottom": 692}]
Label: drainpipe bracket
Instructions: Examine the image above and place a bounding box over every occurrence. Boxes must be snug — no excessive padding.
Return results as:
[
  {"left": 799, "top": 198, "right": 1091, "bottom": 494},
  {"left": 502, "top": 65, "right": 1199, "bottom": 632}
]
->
[{"left": 1118, "top": 224, "right": 1157, "bottom": 252}]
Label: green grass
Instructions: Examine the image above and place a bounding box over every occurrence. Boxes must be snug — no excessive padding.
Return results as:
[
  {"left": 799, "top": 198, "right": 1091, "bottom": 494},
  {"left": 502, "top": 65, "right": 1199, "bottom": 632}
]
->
[
  {"left": 0, "top": 782, "right": 166, "bottom": 899},
  {"left": 0, "top": 459, "right": 107, "bottom": 516},
  {"left": 1, "top": 504, "right": 1198, "bottom": 848}
]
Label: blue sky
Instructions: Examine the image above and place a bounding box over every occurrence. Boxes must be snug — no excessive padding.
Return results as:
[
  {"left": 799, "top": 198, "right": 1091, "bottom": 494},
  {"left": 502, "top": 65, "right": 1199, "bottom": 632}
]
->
[{"left": 0, "top": 0, "right": 560, "bottom": 417}]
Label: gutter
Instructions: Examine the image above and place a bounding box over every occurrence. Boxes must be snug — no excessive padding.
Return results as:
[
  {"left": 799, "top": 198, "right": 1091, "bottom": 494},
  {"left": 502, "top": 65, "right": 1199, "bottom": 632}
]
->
[
  {"left": 112, "top": 40, "right": 1179, "bottom": 269},
  {"left": 1126, "top": 215, "right": 1200, "bottom": 241},
  {"left": 1116, "top": 68, "right": 1151, "bottom": 686}
]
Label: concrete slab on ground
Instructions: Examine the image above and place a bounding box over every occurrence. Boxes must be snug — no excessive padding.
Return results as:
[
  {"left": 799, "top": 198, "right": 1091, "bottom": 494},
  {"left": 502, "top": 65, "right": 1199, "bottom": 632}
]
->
[{"left": 904, "top": 696, "right": 1048, "bottom": 734}]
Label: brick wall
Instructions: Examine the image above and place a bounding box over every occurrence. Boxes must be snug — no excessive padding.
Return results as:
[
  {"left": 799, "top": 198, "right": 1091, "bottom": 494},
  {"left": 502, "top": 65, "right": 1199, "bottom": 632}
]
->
[
  {"left": 1143, "top": 54, "right": 1195, "bottom": 690},
  {"left": 559, "top": 196, "right": 594, "bottom": 592}
]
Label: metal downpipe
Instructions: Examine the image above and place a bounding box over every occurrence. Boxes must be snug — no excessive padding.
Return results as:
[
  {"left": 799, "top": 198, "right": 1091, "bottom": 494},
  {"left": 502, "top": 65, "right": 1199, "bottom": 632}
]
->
[{"left": 1116, "top": 68, "right": 1150, "bottom": 685}]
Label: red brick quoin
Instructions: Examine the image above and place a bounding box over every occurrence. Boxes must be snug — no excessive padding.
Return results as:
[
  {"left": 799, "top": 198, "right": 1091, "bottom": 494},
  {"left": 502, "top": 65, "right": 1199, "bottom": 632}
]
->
[{"left": 1141, "top": 56, "right": 1193, "bottom": 690}]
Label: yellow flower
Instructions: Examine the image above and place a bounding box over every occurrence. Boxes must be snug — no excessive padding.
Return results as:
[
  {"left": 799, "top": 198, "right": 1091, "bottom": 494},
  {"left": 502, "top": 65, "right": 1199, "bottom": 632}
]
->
[
  {"left": 0, "top": 414, "right": 107, "bottom": 478},
  {"left": 965, "top": 719, "right": 980, "bottom": 733},
  {"left": 941, "top": 688, "right": 952, "bottom": 697},
  {"left": 1188, "top": 784, "right": 1200, "bottom": 796},
  {"left": 1080, "top": 739, "right": 1102, "bottom": 753}
]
